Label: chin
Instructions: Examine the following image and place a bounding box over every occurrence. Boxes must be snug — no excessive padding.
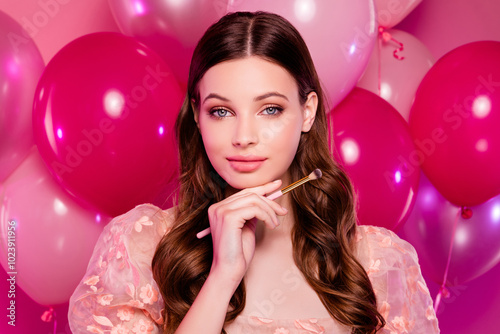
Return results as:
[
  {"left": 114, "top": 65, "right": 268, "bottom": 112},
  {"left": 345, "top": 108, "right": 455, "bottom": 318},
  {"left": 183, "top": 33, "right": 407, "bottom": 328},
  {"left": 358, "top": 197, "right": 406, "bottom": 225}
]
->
[{"left": 223, "top": 171, "right": 275, "bottom": 190}]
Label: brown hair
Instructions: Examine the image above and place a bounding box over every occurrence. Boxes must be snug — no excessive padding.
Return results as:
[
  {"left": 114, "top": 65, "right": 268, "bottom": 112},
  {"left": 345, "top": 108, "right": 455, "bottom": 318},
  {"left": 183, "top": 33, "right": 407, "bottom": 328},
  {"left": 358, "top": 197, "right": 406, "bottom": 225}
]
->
[{"left": 152, "top": 11, "right": 385, "bottom": 333}]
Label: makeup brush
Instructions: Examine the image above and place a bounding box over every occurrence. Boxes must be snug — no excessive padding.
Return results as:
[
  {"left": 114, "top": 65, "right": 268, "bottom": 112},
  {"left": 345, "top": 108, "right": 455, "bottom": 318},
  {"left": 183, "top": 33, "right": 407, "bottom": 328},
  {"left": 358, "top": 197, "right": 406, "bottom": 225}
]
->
[{"left": 196, "top": 169, "right": 322, "bottom": 239}]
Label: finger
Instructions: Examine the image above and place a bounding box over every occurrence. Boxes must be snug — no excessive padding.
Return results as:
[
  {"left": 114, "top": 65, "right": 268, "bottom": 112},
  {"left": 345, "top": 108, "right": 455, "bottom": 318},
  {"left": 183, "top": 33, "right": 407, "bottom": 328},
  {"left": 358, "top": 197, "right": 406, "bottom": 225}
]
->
[
  {"left": 209, "top": 198, "right": 278, "bottom": 234},
  {"left": 223, "top": 206, "right": 279, "bottom": 229},
  {"left": 244, "top": 217, "right": 258, "bottom": 233},
  {"left": 223, "top": 193, "right": 285, "bottom": 225},
  {"left": 240, "top": 179, "right": 282, "bottom": 197},
  {"left": 223, "top": 181, "right": 287, "bottom": 214},
  {"left": 244, "top": 207, "right": 279, "bottom": 230}
]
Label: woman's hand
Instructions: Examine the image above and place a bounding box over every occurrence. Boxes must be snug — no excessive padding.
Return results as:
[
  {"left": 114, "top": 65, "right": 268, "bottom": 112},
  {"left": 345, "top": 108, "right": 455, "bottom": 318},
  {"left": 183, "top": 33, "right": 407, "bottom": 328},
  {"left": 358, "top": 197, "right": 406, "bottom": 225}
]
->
[{"left": 207, "top": 179, "right": 288, "bottom": 287}]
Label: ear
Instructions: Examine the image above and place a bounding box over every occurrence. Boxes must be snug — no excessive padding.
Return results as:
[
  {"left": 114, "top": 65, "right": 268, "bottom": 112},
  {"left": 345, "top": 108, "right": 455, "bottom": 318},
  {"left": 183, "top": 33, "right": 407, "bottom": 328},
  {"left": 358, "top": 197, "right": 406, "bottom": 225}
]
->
[
  {"left": 191, "top": 98, "right": 200, "bottom": 128},
  {"left": 301, "top": 91, "right": 318, "bottom": 132}
]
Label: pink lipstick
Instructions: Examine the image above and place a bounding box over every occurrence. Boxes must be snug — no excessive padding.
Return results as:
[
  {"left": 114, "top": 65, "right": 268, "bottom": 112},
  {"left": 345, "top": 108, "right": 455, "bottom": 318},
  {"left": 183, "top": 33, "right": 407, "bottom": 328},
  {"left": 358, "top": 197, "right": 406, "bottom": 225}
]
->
[{"left": 227, "top": 155, "right": 267, "bottom": 172}]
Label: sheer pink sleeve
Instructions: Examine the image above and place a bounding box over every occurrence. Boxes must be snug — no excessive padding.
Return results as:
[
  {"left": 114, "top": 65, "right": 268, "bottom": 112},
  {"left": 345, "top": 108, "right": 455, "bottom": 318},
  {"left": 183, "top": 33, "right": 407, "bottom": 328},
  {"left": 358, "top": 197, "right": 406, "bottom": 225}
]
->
[
  {"left": 68, "top": 204, "right": 173, "bottom": 334},
  {"left": 356, "top": 225, "right": 440, "bottom": 334}
]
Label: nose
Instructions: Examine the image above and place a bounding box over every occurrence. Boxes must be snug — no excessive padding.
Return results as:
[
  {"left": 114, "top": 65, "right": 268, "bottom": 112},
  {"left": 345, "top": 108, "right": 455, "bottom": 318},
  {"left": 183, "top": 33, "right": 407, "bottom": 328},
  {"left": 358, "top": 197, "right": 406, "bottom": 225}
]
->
[{"left": 232, "top": 116, "right": 258, "bottom": 148}]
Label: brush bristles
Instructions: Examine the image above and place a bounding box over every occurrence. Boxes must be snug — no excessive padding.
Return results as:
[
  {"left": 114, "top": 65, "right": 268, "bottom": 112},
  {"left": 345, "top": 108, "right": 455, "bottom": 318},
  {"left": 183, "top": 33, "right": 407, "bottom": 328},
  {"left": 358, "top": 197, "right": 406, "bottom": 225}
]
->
[{"left": 309, "top": 168, "right": 322, "bottom": 180}]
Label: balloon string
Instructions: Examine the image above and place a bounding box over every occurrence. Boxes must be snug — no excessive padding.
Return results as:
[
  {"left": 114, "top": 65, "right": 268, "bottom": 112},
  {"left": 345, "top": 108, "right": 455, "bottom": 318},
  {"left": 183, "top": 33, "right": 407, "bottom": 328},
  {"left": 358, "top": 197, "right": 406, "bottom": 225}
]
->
[
  {"left": 377, "top": 32, "right": 382, "bottom": 96},
  {"left": 378, "top": 27, "right": 405, "bottom": 60},
  {"left": 53, "top": 310, "right": 58, "bottom": 334},
  {"left": 434, "top": 208, "right": 461, "bottom": 312}
]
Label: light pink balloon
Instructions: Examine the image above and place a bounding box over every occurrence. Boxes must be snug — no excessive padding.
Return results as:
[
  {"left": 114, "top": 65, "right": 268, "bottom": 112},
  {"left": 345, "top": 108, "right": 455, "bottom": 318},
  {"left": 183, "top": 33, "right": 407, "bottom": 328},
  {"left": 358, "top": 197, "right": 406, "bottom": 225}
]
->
[
  {"left": 108, "top": 0, "right": 229, "bottom": 86},
  {"left": 329, "top": 88, "right": 420, "bottom": 231},
  {"left": 375, "top": 0, "right": 422, "bottom": 28},
  {"left": 0, "top": 147, "right": 108, "bottom": 305},
  {"left": 1, "top": 0, "right": 120, "bottom": 64},
  {"left": 400, "top": 173, "right": 500, "bottom": 286},
  {"left": 0, "top": 11, "right": 45, "bottom": 182},
  {"left": 357, "top": 29, "right": 435, "bottom": 121},
  {"left": 227, "top": 0, "right": 377, "bottom": 109}
]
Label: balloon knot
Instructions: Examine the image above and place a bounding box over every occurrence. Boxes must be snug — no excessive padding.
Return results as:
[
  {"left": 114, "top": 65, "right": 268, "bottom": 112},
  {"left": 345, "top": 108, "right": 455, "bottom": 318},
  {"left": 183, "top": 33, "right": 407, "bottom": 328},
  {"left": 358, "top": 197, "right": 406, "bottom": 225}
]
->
[
  {"left": 378, "top": 26, "right": 405, "bottom": 60},
  {"left": 439, "top": 286, "right": 450, "bottom": 298},
  {"left": 461, "top": 206, "right": 473, "bottom": 219},
  {"left": 41, "top": 307, "right": 55, "bottom": 323}
]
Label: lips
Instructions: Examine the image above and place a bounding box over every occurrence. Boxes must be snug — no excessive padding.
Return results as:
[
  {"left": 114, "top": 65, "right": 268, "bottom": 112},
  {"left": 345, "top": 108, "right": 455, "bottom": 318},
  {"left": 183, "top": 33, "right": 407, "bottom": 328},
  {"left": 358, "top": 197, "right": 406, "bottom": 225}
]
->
[{"left": 227, "top": 156, "right": 267, "bottom": 172}]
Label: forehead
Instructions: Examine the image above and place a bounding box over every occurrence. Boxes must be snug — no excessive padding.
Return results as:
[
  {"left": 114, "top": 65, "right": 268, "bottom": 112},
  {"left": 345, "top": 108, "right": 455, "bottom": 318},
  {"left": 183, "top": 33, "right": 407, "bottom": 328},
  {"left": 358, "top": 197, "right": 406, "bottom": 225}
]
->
[{"left": 198, "top": 56, "right": 299, "bottom": 101}]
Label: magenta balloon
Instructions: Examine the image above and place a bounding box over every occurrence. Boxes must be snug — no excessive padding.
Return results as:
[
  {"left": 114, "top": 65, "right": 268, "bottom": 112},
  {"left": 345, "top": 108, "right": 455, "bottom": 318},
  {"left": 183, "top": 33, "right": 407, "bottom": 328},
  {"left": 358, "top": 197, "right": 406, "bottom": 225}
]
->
[
  {"left": 108, "top": 0, "right": 229, "bottom": 85},
  {"left": 357, "top": 29, "right": 435, "bottom": 121},
  {"left": 423, "top": 263, "right": 500, "bottom": 333},
  {"left": 33, "top": 32, "right": 183, "bottom": 217},
  {"left": 0, "top": 11, "right": 44, "bottom": 182},
  {"left": 374, "top": 0, "right": 422, "bottom": 28},
  {"left": 400, "top": 173, "right": 500, "bottom": 286},
  {"left": 0, "top": 148, "right": 108, "bottom": 305},
  {"left": 329, "top": 88, "right": 420, "bottom": 231},
  {"left": 227, "top": 0, "right": 377, "bottom": 109},
  {"left": 409, "top": 41, "right": 500, "bottom": 207}
]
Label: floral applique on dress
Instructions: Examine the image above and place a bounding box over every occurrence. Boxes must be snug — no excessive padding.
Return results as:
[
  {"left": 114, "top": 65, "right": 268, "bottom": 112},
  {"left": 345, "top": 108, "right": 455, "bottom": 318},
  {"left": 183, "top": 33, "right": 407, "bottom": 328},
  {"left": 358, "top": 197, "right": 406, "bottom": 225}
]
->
[
  {"left": 69, "top": 204, "right": 170, "bottom": 334},
  {"left": 69, "top": 205, "right": 440, "bottom": 334}
]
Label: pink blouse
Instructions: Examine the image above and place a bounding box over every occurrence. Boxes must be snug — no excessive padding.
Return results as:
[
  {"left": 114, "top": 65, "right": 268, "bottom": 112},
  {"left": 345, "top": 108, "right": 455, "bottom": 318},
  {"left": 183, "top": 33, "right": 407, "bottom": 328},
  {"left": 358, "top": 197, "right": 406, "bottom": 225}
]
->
[{"left": 68, "top": 204, "right": 440, "bottom": 334}]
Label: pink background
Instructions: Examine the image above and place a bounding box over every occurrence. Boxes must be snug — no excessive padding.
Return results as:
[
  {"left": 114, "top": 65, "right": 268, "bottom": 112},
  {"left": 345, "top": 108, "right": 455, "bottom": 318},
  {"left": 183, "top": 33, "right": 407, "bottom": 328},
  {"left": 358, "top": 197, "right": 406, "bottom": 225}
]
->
[{"left": 1, "top": 0, "right": 500, "bottom": 332}]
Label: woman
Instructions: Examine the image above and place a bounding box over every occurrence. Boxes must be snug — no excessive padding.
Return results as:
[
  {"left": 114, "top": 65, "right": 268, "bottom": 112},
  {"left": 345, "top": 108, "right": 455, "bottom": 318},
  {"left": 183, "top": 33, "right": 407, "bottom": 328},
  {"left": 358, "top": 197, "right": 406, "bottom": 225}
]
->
[{"left": 69, "top": 11, "right": 439, "bottom": 334}]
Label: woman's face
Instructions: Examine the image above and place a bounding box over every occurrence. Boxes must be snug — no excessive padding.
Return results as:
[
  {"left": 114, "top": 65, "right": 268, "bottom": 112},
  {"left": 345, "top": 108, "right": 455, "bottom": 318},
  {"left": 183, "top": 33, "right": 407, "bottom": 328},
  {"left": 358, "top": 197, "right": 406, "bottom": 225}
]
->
[{"left": 195, "top": 56, "right": 317, "bottom": 190}]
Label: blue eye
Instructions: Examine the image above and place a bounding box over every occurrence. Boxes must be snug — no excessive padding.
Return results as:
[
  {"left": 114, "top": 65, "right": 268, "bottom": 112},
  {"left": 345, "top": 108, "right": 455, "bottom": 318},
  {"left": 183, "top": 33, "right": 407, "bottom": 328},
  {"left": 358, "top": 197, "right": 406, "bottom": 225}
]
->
[
  {"left": 262, "top": 106, "right": 283, "bottom": 116},
  {"left": 210, "top": 108, "right": 230, "bottom": 118}
]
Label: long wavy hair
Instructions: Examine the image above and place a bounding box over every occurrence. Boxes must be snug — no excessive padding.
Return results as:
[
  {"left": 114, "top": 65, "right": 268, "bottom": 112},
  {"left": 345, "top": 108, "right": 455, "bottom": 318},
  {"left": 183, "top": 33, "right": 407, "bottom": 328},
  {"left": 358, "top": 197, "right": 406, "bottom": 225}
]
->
[{"left": 152, "top": 11, "right": 385, "bottom": 334}]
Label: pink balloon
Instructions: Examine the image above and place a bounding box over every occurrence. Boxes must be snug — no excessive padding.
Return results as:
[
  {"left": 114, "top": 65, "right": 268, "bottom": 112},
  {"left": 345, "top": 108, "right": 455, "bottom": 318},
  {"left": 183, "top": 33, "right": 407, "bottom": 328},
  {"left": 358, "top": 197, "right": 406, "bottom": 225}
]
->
[
  {"left": 397, "top": 0, "right": 500, "bottom": 60},
  {"left": 374, "top": 0, "right": 422, "bottom": 28},
  {"left": 329, "top": 88, "right": 420, "bottom": 231},
  {"left": 400, "top": 173, "right": 500, "bottom": 286},
  {"left": 108, "top": 0, "right": 229, "bottom": 86},
  {"left": 2, "top": 0, "right": 120, "bottom": 64},
  {"left": 33, "top": 32, "right": 183, "bottom": 217},
  {"left": 409, "top": 41, "right": 500, "bottom": 207},
  {"left": 357, "top": 29, "right": 435, "bottom": 121},
  {"left": 0, "top": 11, "right": 45, "bottom": 182},
  {"left": 0, "top": 147, "right": 108, "bottom": 305},
  {"left": 1, "top": 266, "right": 71, "bottom": 332},
  {"left": 227, "top": 0, "right": 377, "bottom": 109}
]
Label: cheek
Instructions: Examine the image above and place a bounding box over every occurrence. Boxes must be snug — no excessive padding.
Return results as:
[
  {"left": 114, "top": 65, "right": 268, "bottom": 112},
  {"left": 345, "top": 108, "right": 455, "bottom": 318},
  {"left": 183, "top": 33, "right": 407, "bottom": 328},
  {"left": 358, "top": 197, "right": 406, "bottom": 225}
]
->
[
  {"left": 268, "top": 118, "right": 302, "bottom": 157},
  {"left": 199, "top": 123, "right": 229, "bottom": 167},
  {"left": 201, "top": 134, "right": 220, "bottom": 160},
  {"left": 199, "top": 121, "right": 221, "bottom": 147},
  {"left": 263, "top": 113, "right": 301, "bottom": 142}
]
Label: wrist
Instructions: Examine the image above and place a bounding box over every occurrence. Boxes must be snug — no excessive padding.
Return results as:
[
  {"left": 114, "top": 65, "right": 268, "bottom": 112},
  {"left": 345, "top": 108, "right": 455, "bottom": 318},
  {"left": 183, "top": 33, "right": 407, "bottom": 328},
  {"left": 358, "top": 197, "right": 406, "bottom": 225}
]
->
[{"left": 207, "top": 267, "right": 242, "bottom": 296}]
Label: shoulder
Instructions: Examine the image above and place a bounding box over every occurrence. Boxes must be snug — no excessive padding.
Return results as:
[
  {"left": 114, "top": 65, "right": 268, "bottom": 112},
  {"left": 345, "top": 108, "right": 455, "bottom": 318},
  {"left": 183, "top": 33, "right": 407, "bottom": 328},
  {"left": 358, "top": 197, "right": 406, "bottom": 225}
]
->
[
  {"left": 101, "top": 204, "right": 176, "bottom": 259},
  {"left": 355, "top": 226, "right": 440, "bottom": 333},
  {"left": 105, "top": 203, "right": 176, "bottom": 239},
  {"left": 69, "top": 204, "right": 173, "bottom": 333},
  {"left": 354, "top": 225, "right": 420, "bottom": 271}
]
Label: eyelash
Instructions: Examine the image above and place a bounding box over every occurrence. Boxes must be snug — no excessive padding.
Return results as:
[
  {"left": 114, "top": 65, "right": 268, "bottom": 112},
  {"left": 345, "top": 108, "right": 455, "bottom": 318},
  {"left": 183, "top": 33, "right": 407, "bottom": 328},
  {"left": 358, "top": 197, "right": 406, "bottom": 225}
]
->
[{"left": 208, "top": 105, "right": 284, "bottom": 119}]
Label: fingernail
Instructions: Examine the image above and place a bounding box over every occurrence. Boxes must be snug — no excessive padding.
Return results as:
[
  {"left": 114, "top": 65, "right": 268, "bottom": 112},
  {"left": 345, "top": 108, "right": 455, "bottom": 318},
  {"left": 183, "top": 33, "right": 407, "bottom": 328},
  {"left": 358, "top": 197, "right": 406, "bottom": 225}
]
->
[
  {"left": 273, "top": 180, "right": 281, "bottom": 184},
  {"left": 282, "top": 207, "right": 288, "bottom": 213}
]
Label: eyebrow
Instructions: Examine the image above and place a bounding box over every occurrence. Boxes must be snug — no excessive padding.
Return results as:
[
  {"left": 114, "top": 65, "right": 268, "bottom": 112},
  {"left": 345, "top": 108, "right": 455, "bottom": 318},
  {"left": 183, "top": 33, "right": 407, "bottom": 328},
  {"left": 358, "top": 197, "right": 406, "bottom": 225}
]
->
[{"left": 202, "top": 91, "right": 289, "bottom": 104}]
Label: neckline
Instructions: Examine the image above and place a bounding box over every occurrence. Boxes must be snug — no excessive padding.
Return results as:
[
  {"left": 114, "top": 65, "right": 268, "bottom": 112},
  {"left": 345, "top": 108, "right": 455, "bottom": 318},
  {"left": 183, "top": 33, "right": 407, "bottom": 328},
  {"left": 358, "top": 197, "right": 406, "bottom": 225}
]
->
[{"left": 235, "top": 314, "right": 334, "bottom": 322}]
